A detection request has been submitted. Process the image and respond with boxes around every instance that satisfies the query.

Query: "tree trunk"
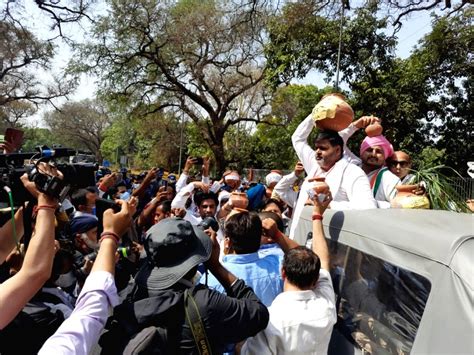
[210,140,227,176]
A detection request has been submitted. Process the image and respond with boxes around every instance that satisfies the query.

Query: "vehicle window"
[329,243,431,355]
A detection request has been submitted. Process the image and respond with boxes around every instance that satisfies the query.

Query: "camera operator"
[0,163,61,330]
[68,214,99,290]
[39,199,135,355]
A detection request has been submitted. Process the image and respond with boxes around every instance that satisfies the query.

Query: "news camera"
[0,146,98,205]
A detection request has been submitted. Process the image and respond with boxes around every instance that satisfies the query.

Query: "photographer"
[68,213,100,290]
[0,164,61,329]
[39,199,135,355]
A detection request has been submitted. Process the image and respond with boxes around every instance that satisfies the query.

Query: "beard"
[364,157,384,170]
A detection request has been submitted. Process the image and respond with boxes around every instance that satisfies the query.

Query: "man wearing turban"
[340,118,401,208]
[359,135,400,207]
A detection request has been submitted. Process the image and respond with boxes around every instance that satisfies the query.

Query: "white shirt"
[273,172,299,209]
[367,168,401,208]
[241,269,337,355]
[290,114,377,243]
[39,271,118,355]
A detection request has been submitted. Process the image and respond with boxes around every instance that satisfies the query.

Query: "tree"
[21,126,54,152]
[0,21,75,109]
[0,101,35,130]
[0,0,94,128]
[74,0,274,173]
[407,9,473,173]
[251,84,327,169]
[101,111,186,170]
[44,99,113,162]
[378,0,471,29]
[1,0,94,39]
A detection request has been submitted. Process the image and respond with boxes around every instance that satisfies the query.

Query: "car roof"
[299,207,474,289]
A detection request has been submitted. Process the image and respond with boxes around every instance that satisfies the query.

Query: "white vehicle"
[294,207,473,355]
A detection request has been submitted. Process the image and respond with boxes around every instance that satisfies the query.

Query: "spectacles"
[388,160,410,168]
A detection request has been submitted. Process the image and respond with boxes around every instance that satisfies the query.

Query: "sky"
[295,9,434,88]
[16,1,434,126]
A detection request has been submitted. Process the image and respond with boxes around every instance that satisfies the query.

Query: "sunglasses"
[388,160,410,168]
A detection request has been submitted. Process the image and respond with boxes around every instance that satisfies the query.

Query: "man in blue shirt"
[204,210,299,306]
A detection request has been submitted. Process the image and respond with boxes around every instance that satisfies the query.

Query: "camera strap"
[22,201,35,252]
[184,288,213,355]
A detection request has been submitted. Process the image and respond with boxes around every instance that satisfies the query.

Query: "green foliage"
[72,0,272,173]
[44,99,112,162]
[100,105,186,171]
[251,84,329,169]
[410,165,471,213]
[413,147,445,170]
[21,127,54,151]
[408,9,473,173]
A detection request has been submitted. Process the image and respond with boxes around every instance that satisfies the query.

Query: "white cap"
[265,172,282,187]
[224,172,240,182]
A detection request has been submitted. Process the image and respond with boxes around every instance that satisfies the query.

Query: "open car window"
[328,242,431,355]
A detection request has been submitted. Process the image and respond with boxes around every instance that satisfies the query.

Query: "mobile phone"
[0,135,4,143]
[306,187,327,203]
[5,128,24,150]
[194,157,204,165]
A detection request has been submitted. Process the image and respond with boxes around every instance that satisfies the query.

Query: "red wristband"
[35,205,57,212]
[37,204,57,210]
[312,214,323,221]
[100,231,120,244]
[99,235,119,245]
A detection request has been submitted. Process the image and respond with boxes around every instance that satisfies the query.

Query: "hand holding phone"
[5,128,24,150]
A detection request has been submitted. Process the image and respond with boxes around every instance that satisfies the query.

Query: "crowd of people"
[0,93,428,354]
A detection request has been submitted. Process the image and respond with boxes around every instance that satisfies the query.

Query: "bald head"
[388,151,412,179]
[392,151,411,162]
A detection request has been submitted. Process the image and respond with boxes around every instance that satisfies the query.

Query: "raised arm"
[339,116,382,165]
[0,173,58,330]
[137,189,169,227]
[261,218,300,252]
[310,191,332,271]
[272,161,304,208]
[176,157,196,193]
[291,114,316,173]
[39,198,136,355]
[201,156,210,185]
[131,168,157,198]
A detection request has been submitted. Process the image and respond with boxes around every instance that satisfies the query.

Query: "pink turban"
[360,135,394,159]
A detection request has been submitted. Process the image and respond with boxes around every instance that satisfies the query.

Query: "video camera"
[0,146,98,205]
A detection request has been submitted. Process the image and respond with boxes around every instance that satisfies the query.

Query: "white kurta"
[367,168,401,209]
[290,114,377,243]
[241,269,337,355]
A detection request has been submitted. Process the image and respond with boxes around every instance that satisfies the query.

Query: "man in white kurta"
[241,190,336,354]
[289,114,377,243]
